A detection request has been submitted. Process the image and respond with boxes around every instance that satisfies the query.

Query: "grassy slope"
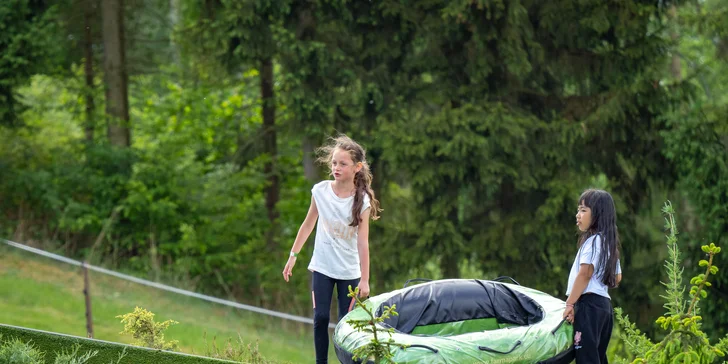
[0,246,337,363]
[0,324,237,364]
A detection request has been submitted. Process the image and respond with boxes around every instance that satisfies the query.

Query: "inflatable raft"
[333,278,574,364]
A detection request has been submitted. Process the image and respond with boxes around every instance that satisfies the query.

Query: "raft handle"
[551,318,567,335]
[402,344,438,353]
[492,276,521,285]
[403,278,433,288]
[478,340,522,354]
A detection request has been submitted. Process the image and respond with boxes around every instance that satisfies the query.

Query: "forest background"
[1,0,727,347]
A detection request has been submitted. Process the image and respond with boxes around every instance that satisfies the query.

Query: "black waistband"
[578,292,610,303]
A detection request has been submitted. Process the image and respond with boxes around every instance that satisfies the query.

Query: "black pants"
[312,271,360,364]
[573,293,614,364]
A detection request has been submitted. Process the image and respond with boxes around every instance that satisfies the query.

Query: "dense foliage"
[1,0,727,342]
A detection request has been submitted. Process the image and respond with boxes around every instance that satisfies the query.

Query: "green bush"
[116,307,179,351]
[615,202,728,363]
[0,334,128,364]
[0,336,45,364]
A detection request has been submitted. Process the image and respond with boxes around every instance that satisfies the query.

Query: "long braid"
[349,162,380,227]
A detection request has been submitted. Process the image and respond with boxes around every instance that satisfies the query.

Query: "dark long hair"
[317,135,381,227]
[578,189,621,288]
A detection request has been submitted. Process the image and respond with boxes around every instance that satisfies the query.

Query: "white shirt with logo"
[566,234,622,299]
[308,180,371,280]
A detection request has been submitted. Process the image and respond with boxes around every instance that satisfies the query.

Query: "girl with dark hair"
[282,134,381,364]
[563,189,623,363]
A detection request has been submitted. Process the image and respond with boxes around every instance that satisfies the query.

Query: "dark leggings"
[312,271,360,364]
[573,293,614,364]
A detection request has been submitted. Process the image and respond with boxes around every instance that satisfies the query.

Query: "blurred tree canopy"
[1,0,726,341]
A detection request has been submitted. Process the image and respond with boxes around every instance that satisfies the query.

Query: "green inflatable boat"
[333,278,574,364]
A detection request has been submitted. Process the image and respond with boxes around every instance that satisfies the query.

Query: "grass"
[0,324,237,364]
[0,245,338,363]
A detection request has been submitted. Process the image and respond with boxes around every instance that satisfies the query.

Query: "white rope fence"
[1,238,336,329]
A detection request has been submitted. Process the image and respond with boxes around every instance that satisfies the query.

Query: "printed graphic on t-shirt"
[322,217,357,240]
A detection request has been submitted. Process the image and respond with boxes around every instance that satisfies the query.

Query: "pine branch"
[614,307,655,357]
[346,286,407,363]
[659,201,687,316]
[688,244,720,316]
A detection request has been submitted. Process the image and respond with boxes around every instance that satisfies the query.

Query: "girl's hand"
[357,280,370,298]
[282,256,296,282]
[563,305,575,324]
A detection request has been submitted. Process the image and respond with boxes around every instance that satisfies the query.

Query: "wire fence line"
[1,238,336,328]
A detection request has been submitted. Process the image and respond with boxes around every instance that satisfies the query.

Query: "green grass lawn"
[0,245,338,363]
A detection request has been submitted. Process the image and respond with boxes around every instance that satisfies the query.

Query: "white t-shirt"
[308,180,371,280]
[566,234,622,299]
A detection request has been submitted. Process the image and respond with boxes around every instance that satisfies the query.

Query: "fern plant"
[615,201,728,363]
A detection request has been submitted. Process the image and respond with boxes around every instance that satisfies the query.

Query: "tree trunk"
[717,38,728,61]
[295,6,319,183]
[83,0,96,144]
[440,251,460,279]
[102,0,130,147]
[302,136,318,182]
[669,5,681,81]
[440,205,461,279]
[169,0,181,68]
[262,57,279,251]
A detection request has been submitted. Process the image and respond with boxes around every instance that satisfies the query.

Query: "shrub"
[615,202,728,363]
[0,336,44,364]
[116,307,179,351]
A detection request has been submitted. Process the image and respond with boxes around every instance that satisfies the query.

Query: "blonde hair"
[316,134,381,227]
